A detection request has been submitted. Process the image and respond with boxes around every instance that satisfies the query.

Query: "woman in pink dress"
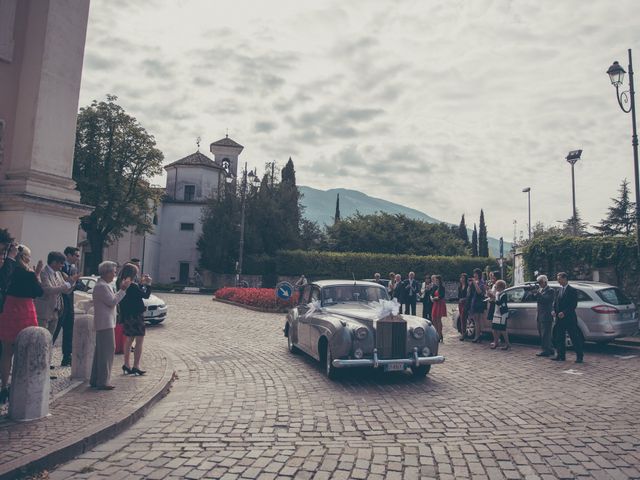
[0,245,43,403]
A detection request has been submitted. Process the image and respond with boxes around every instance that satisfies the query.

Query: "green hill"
[299,186,508,257]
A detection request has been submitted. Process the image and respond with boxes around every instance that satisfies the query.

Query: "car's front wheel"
[324,346,339,380]
[287,331,299,354]
[411,365,431,377]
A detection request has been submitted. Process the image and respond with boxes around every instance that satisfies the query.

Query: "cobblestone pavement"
[47,294,640,480]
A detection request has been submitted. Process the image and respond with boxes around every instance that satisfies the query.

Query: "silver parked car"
[454,281,637,344]
[284,280,444,379]
[79,276,168,325]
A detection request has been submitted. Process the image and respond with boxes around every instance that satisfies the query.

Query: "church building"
[88,135,243,284]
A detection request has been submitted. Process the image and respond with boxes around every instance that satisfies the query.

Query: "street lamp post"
[565,150,582,235]
[607,49,640,253]
[522,187,531,240]
[226,162,260,284]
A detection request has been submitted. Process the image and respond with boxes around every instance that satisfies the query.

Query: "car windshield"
[321,285,389,306]
[597,287,631,306]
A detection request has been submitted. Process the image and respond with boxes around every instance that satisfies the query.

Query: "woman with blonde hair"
[490,280,510,350]
[0,245,43,403]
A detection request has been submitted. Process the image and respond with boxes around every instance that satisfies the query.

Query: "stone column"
[71,311,95,381]
[0,0,92,262]
[9,326,51,421]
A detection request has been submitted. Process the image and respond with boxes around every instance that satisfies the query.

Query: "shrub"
[215,287,299,312]
[245,250,493,281]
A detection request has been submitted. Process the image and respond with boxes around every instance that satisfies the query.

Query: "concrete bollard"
[71,312,95,381]
[9,326,51,421]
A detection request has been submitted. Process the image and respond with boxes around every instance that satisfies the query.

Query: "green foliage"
[73,95,164,273]
[199,158,310,273]
[595,179,635,236]
[562,209,589,236]
[523,234,638,280]
[334,193,341,223]
[471,224,478,257]
[324,212,469,256]
[458,214,469,244]
[245,250,493,281]
[478,209,489,257]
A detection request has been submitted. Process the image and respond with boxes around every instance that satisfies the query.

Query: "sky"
[79,0,640,241]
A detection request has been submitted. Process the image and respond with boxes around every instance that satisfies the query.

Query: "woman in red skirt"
[0,245,43,403]
[431,275,447,342]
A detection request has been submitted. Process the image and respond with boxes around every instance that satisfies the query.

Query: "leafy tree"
[478,209,489,257]
[300,218,325,250]
[278,158,302,249]
[198,185,239,273]
[73,95,163,273]
[471,224,478,257]
[334,193,341,224]
[325,212,469,256]
[595,179,636,236]
[563,210,589,236]
[458,214,469,244]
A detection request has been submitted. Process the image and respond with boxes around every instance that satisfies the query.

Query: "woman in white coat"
[90,261,130,390]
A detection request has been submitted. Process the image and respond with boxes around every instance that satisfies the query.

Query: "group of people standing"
[0,228,153,402]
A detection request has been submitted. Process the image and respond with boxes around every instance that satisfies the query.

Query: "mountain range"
[299,186,508,257]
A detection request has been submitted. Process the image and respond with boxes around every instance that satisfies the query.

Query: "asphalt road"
[47,294,640,480]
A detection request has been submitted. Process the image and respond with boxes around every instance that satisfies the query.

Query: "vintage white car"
[79,276,168,325]
[284,280,444,379]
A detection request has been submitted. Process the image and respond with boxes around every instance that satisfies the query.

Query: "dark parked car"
[284,280,444,379]
[453,281,637,345]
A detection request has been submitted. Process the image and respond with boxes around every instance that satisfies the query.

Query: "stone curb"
[212,296,287,314]
[0,361,176,480]
[612,336,640,347]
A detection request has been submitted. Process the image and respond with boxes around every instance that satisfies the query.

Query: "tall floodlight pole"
[565,150,582,235]
[607,49,640,253]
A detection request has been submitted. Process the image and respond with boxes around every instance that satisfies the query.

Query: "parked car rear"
[455,281,637,344]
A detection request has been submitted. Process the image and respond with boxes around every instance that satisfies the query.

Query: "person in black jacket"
[552,272,584,363]
[403,271,419,316]
[420,274,434,320]
[392,274,405,307]
[0,229,17,314]
[117,263,152,375]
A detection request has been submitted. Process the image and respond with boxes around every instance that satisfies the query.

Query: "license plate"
[384,362,405,372]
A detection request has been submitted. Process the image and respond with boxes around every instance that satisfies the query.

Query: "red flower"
[214,288,298,312]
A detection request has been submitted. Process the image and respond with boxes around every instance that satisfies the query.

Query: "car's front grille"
[147,306,158,311]
[376,316,407,359]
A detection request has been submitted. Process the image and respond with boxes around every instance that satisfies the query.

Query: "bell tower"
[209,135,243,178]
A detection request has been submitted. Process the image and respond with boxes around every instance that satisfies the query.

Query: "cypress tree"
[471,224,478,257]
[334,193,341,224]
[595,179,635,235]
[478,209,489,257]
[458,214,469,243]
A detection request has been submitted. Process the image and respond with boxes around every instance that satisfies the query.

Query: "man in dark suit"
[530,274,556,357]
[552,272,584,363]
[403,271,419,316]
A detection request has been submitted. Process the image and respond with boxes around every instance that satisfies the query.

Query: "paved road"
[48,294,640,480]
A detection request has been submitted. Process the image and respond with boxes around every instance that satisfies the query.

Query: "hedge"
[245,250,494,281]
[523,235,637,279]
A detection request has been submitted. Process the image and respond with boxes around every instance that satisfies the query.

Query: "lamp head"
[607,60,626,87]
[566,149,582,165]
[522,187,531,193]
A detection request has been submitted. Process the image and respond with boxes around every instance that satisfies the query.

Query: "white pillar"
[0,0,92,262]
[9,326,51,421]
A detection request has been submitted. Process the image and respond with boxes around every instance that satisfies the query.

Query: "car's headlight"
[422,346,431,356]
[412,327,425,339]
[354,327,368,340]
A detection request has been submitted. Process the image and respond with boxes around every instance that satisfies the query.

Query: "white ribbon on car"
[373,298,401,318]
[304,299,323,318]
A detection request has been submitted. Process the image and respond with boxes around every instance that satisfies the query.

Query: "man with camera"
[526,274,556,357]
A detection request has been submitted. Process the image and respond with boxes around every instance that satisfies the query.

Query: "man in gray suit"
[35,252,77,337]
[529,274,556,357]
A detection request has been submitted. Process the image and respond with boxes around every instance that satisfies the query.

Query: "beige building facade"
[0,0,92,262]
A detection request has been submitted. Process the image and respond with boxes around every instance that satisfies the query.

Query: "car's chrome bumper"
[332,347,445,369]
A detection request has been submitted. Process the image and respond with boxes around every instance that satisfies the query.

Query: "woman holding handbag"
[490,280,510,350]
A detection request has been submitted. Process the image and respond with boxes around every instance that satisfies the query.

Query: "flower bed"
[214,287,299,312]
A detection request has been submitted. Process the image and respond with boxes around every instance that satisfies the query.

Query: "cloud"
[254,120,277,133]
